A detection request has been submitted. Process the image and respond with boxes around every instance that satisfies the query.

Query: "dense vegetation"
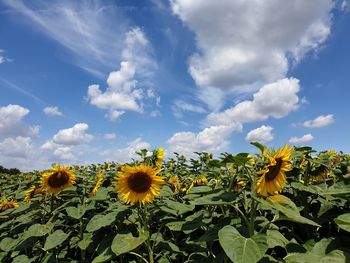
[0,144,350,263]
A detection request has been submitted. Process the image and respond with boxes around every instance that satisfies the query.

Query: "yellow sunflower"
[168,175,181,192]
[41,165,76,195]
[0,199,19,212]
[90,170,105,196]
[156,148,164,168]
[24,185,36,203]
[255,145,294,197]
[187,176,208,192]
[116,164,164,206]
[233,180,247,191]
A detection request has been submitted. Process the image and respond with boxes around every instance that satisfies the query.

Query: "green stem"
[248,199,258,237]
[128,252,149,263]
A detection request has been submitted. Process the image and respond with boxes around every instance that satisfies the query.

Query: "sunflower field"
[1,143,350,263]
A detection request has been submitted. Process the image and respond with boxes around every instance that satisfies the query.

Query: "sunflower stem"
[248,199,258,237]
[50,195,55,214]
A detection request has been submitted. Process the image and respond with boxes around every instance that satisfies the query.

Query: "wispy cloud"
[0,76,46,106]
[3,0,129,77]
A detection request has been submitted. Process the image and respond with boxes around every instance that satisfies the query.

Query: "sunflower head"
[155,148,165,168]
[168,175,181,192]
[90,170,105,197]
[0,199,19,212]
[255,145,294,197]
[41,165,76,195]
[233,180,247,191]
[24,185,36,203]
[116,164,164,206]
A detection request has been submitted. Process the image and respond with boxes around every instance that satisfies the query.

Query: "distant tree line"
[0,165,21,175]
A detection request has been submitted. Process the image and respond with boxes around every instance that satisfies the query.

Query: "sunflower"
[187,176,208,192]
[41,165,76,195]
[0,199,19,212]
[168,175,181,192]
[232,180,247,191]
[310,165,329,184]
[255,145,294,197]
[156,148,164,168]
[24,186,36,203]
[116,164,164,206]
[90,170,105,196]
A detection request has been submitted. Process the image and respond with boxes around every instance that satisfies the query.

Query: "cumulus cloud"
[0,104,39,139]
[104,133,117,140]
[87,27,158,120]
[3,0,128,77]
[0,136,33,158]
[303,114,334,128]
[167,124,242,157]
[52,123,93,145]
[43,106,63,116]
[206,78,300,126]
[101,138,150,163]
[171,0,333,96]
[289,134,314,144]
[246,125,274,143]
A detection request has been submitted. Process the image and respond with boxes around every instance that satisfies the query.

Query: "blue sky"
[0,0,349,170]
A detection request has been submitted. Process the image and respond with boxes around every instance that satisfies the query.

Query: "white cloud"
[0,136,33,158]
[167,124,242,157]
[87,27,158,120]
[53,123,94,145]
[43,106,63,116]
[3,0,128,77]
[206,78,300,126]
[289,134,314,144]
[0,49,10,64]
[53,146,75,160]
[171,0,333,95]
[246,125,274,143]
[0,104,39,139]
[172,99,206,119]
[303,114,334,128]
[104,133,117,140]
[101,138,150,163]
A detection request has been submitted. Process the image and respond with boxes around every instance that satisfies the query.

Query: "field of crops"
[1,144,350,263]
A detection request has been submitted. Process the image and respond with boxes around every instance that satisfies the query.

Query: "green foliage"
[0,148,350,262]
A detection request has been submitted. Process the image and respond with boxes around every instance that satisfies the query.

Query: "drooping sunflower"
[232,180,247,191]
[187,176,208,192]
[255,145,294,197]
[24,186,39,203]
[41,165,76,195]
[168,175,181,192]
[0,199,19,212]
[116,164,164,206]
[90,170,105,196]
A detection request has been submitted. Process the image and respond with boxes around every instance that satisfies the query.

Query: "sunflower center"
[48,171,69,188]
[127,172,152,193]
[265,158,283,181]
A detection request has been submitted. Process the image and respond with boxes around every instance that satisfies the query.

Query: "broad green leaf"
[266,230,289,248]
[86,212,117,232]
[218,225,267,263]
[334,213,350,233]
[257,195,320,227]
[66,205,88,220]
[78,233,93,250]
[44,230,69,250]
[92,248,115,263]
[0,237,17,252]
[111,231,149,256]
[160,200,195,216]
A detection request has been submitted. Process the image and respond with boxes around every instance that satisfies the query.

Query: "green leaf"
[86,212,117,232]
[111,231,148,256]
[160,200,195,216]
[218,225,267,263]
[66,205,87,220]
[44,230,69,250]
[256,195,320,227]
[0,237,17,252]
[250,142,265,153]
[334,213,350,233]
[266,230,289,248]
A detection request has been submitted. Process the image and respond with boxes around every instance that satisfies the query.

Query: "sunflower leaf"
[111,231,149,256]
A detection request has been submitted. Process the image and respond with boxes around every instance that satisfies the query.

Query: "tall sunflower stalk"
[116,164,164,263]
